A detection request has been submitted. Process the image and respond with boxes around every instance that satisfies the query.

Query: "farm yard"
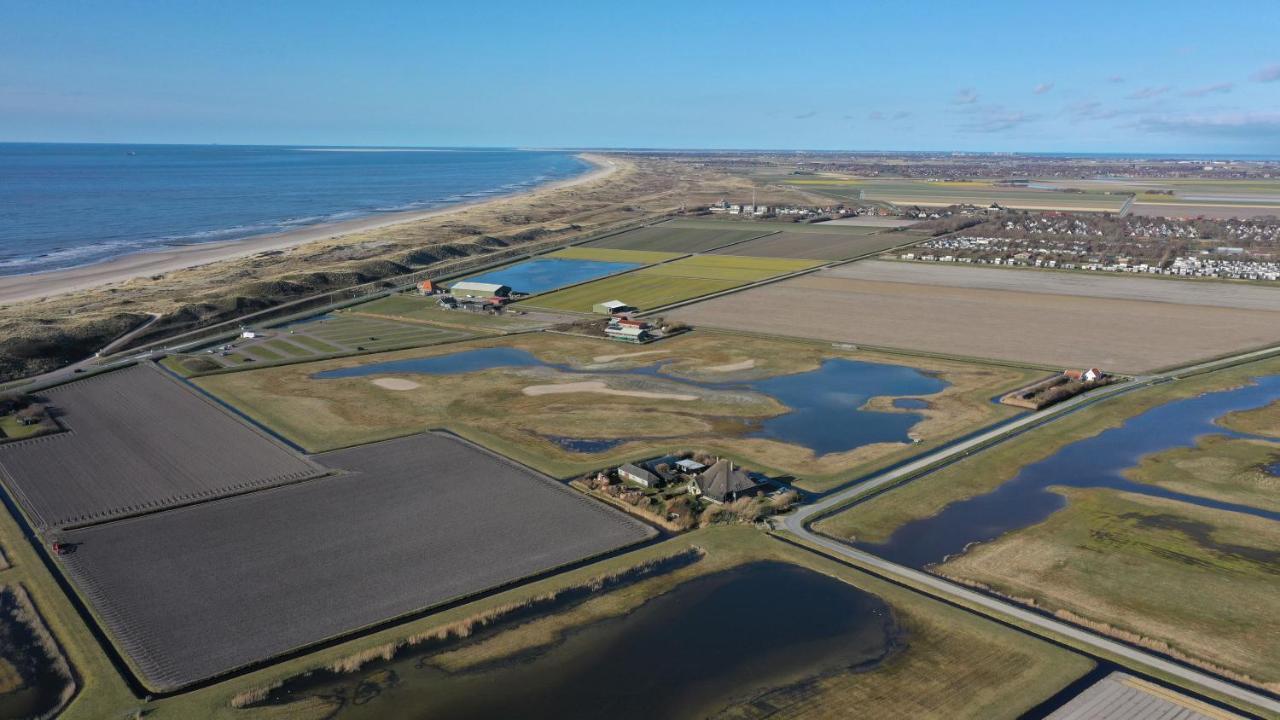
[56,431,654,691]
[584,221,773,253]
[521,255,820,313]
[193,331,1038,488]
[668,260,1280,373]
[0,364,322,530]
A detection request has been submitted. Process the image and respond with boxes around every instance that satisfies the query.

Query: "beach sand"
[0,154,617,306]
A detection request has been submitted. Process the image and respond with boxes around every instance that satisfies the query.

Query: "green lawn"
[546,246,684,265]
[521,255,818,312]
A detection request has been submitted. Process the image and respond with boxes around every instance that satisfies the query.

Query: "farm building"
[604,325,651,343]
[692,459,762,503]
[593,300,637,315]
[675,458,706,474]
[450,281,511,299]
[618,463,660,488]
[417,279,439,295]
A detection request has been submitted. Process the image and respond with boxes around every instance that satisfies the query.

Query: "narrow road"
[782,344,1280,716]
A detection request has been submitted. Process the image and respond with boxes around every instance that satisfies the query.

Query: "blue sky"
[2,1,1278,153]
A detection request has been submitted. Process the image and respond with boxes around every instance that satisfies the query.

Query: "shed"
[417,279,438,295]
[694,459,761,503]
[675,459,706,474]
[593,300,637,315]
[618,463,660,488]
[451,281,511,299]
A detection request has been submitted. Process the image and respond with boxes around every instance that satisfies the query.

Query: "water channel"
[859,375,1280,568]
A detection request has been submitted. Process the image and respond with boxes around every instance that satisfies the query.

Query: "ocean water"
[0,144,590,276]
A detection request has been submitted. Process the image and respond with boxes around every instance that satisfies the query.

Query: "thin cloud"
[867,110,911,121]
[1126,85,1171,100]
[793,110,817,120]
[1182,82,1233,97]
[1033,82,1054,95]
[1253,64,1280,82]
[1066,100,1119,122]
[891,110,911,120]
[960,106,1039,133]
[952,88,979,105]
[1107,75,1125,83]
[867,111,885,121]
[1140,111,1280,138]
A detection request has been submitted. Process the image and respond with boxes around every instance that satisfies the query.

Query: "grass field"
[816,354,1280,545]
[669,261,1280,373]
[193,331,1035,490]
[1125,435,1280,512]
[58,432,653,691]
[1220,398,1280,438]
[0,364,323,530]
[586,223,773,253]
[709,230,918,260]
[785,178,1130,212]
[521,255,819,312]
[936,487,1280,692]
[346,294,533,331]
[545,246,684,264]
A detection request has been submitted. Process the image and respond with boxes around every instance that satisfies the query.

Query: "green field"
[521,255,819,312]
[1126,435,1280,512]
[661,217,888,235]
[586,222,773,253]
[937,487,1280,690]
[349,294,532,331]
[545,246,684,264]
[789,178,1129,211]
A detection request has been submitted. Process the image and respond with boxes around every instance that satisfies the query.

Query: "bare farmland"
[668,262,1280,373]
[0,364,323,530]
[709,231,915,260]
[835,261,1280,312]
[58,432,654,691]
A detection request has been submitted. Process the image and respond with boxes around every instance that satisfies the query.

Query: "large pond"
[457,257,642,295]
[859,375,1280,568]
[251,562,900,720]
[312,348,949,456]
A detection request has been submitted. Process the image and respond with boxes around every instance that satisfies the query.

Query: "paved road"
[783,344,1280,716]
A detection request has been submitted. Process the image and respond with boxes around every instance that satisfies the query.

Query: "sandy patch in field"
[522,381,697,401]
[591,349,668,363]
[704,359,756,372]
[372,377,421,391]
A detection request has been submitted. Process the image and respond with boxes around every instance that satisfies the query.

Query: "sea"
[0,144,591,276]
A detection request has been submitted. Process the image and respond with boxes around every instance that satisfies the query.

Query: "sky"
[2,0,1278,154]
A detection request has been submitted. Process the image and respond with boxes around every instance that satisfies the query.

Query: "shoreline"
[0,153,618,307]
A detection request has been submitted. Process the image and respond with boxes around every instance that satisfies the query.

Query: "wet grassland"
[817,354,1280,691]
[194,330,1040,492]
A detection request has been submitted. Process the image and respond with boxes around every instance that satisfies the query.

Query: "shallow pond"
[313,348,949,456]
[458,257,642,295]
[253,562,899,720]
[0,589,73,720]
[860,375,1280,568]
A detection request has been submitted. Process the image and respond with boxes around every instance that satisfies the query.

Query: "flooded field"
[313,348,948,456]
[251,562,900,720]
[459,257,642,295]
[859,375,1280,567]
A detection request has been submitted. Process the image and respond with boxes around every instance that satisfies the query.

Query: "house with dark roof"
[692,459,762,503]
[618,463,660,488]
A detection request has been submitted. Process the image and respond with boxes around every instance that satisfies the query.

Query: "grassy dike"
[11,526,1091,719]
[817,353,1280,543]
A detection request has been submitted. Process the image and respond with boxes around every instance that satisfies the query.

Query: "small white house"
[241,330,260,339]
[675,459,706,474]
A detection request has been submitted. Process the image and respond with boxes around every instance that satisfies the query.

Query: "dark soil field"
[709,231,915,260]
[587,224,771,253]
[0,364,323,530]
[57,432,654,691]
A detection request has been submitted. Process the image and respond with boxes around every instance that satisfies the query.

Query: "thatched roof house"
[695,459,761,503]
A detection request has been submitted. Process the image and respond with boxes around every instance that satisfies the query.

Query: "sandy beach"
[0,153,617,306]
